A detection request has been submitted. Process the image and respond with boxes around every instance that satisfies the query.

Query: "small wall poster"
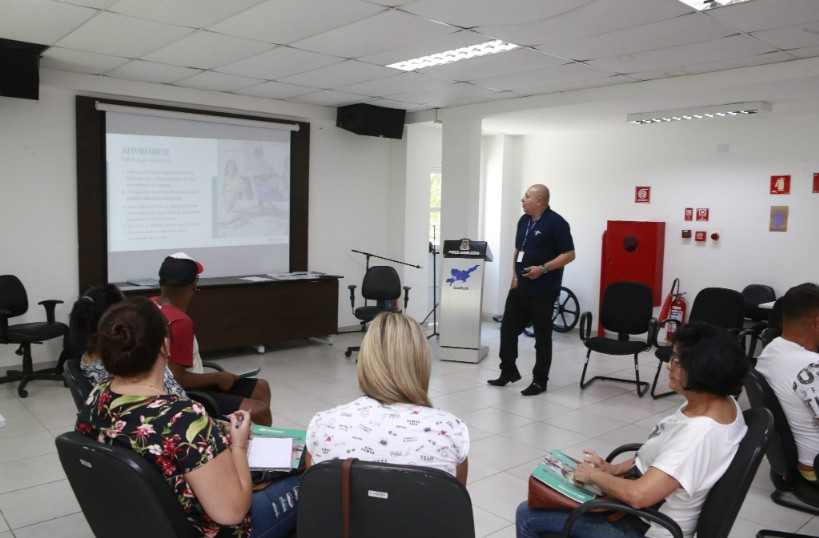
[770,175,790,194]
[770,206,789,232]
[696,208,709,221]
[694,231,706,242]
[684,208,693,221]
[635,186,650,203]
[814,173,819,193]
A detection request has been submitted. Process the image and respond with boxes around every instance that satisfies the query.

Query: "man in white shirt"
[756,283,819,481]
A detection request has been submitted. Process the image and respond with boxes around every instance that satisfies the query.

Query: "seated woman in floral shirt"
[75,297,298,538]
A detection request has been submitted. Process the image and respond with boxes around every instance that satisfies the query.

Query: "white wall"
[0,76,400,366]
[517,112,819,324]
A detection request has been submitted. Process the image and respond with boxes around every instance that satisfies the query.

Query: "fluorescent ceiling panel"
[628,101,771,124]
[387,40,521,72]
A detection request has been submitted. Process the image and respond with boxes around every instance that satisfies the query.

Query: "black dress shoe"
[520,382,545,396]
[487,373,522,386]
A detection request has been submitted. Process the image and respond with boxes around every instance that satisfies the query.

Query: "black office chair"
[651,287,747,398]
[758,297,785,352]
[578,281,656,397]
[744,369,819,536]
[298,459,474,538]
[742,284,777,357]
[56,431,194,538]
[0,274,69,397]
[63,358,222,417]
[544,408,773,538]
[344,266,410,358]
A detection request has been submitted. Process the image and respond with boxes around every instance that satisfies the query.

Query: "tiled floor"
[1,323,818,537]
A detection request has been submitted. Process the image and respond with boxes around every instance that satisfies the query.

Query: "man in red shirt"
[152,253,272,425]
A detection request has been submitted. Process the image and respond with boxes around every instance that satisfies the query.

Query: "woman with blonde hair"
[305,312,469,484]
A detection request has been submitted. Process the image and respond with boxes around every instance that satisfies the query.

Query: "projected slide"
[107,135,290,252]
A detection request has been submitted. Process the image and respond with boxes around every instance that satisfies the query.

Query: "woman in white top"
[305,312,469,485]
[516,322,750,538]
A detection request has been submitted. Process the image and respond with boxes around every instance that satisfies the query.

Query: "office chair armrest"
[560,499,683,538]
[403,285,411,310]
[202,361,225,372]
[605,443,643,462]
[650,318,679,349]
[347,284,357,311]
[578,312,592,343]
[646,317,657,347]
[38,299,64,324]
[0,309,9,340]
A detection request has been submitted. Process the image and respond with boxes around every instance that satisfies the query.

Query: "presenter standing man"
[488,185,575,396]
[152,253,274,425]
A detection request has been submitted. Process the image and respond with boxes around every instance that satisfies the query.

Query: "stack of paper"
[247,437,293,471]
[251,425,307,470]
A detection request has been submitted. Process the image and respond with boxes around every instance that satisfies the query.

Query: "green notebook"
[251,425,306,470]
[531,449,600,504]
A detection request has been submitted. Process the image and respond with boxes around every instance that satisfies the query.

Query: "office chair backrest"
[696,407,773,538]
[744,368,798,482]
[361,266,402,301]
[742,284,776,322]
[689,287,746,330]
[767,297,784,331]
[599,281,653,335]
[63,359,92,410]
[56,432,193,538]
[0,275,29,317]
[298,459,475,538]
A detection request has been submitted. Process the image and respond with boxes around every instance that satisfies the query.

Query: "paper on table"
[248,437,293,471]
[239,276,273,282]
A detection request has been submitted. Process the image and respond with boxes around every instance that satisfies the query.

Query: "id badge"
[517,251,524,263]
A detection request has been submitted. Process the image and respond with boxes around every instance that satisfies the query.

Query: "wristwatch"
[541,264,548,274]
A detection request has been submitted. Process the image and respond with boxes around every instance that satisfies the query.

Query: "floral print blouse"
[75,383,249,537]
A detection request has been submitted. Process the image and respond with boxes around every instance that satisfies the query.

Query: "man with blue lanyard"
[488,184,575,396]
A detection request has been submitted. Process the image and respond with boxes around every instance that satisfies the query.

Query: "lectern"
[439,239,493,363]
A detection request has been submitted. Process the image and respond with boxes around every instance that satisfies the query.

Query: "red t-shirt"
[151,297,195,369]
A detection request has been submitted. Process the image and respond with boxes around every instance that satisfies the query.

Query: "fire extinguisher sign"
[770,175,790,194]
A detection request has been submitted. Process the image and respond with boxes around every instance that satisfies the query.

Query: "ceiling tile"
[586,34,776,74]
[216,47,344,79]
[402,0,590,28]
[789,45,819,59]
[358,30,495,66]
[40,46,129,74]
[290,90,372,107]
[472,62,615,91]
[279,60,396,89]
[476,0,692,47]
[0,0,96,45]
[629,50,796,79]
[106,60,201,83]
[209,0,383,45]
[365,97,427,111]
[705,0,819,33]
[538,13,736,61]
[232,81,318,99]
[174,71,263,92]
[513,74,639,97]
[142,31,274,69]
[752,22,819,51]
[57,0,117,8]
[386,82,500,107]
[292,10,457,58]
[337,72,451,97]
[109,0,266,29]
[421,47,565,82]
[55,12,193,57]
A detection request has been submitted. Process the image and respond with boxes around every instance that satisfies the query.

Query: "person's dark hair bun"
[96,297,167,378]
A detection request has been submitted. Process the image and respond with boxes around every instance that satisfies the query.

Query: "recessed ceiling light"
[386,40,520,71]
[677,0,755,11]
[628,102,771,125]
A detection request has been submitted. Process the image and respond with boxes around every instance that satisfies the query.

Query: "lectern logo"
[460,239,470,251]
[446,265,479,286]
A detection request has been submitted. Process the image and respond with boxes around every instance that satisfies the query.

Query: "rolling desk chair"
[0,274,69,397]
[344,266,410,358]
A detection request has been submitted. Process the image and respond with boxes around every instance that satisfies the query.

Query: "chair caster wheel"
[344,350,352,357]
[18,388,28,398]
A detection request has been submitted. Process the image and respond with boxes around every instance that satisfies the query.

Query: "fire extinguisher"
[660,278,687,341]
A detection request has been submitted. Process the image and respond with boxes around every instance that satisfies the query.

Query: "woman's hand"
[227,410,252,450]
[573,462,596,484]
[581,450,609,473]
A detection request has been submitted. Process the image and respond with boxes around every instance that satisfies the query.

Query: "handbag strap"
[342,457,358,538]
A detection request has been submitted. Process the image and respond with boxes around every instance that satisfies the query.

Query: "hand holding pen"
[226,410,252,450]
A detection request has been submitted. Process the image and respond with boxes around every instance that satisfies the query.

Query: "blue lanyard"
[522,215,541,248]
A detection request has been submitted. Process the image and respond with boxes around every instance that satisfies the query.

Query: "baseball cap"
[158,252,203,287]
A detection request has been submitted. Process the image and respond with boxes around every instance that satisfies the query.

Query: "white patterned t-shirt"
[306,396,469,477]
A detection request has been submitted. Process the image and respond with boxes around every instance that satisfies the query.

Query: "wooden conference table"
[120,274,340,353]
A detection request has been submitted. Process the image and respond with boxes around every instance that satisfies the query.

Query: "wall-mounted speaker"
[336,103,406,140]
[0,39,46,101]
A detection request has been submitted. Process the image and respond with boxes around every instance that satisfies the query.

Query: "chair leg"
[757,531,816,538]
[580,350,649,396]
[579,349,592,389]
[650,360,676,399]
[770,489,819,517]
[633,354,646,398]
[3,344,64,398]
[344,346,360,358]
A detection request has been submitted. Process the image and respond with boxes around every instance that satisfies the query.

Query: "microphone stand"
[421,226,440,340]
[350,250,421,316]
